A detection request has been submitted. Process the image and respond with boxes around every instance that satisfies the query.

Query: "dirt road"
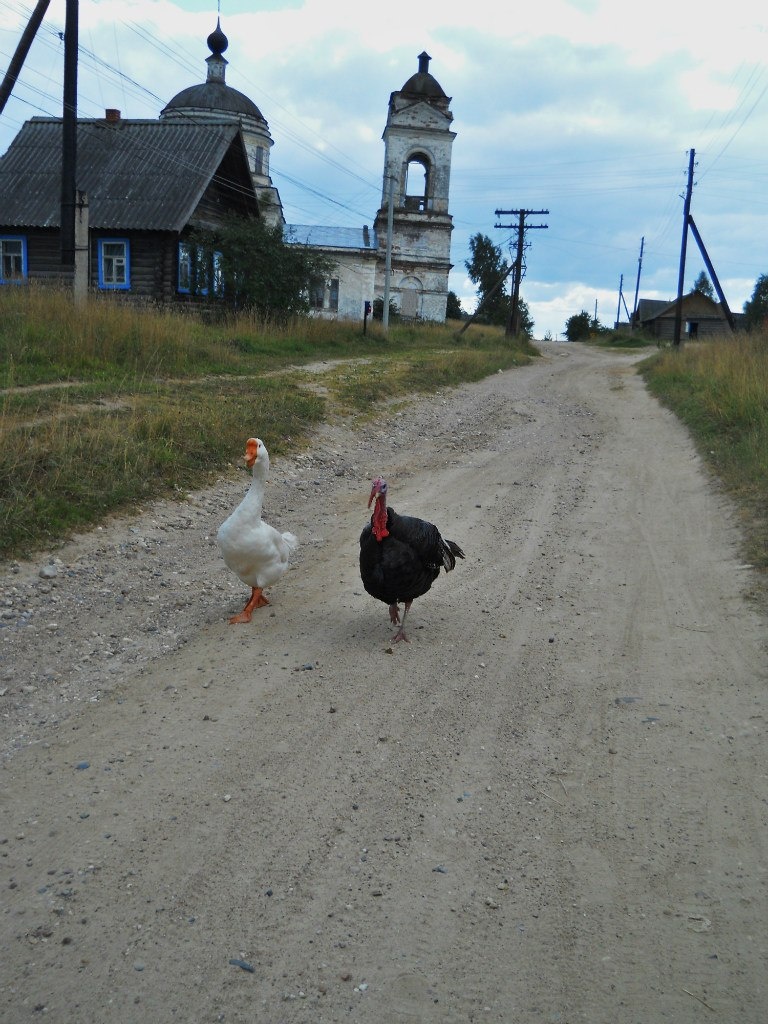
[1,341,766,1023]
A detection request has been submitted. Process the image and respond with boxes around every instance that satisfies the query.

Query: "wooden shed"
[0,114,259,302]
[635,293,733,341]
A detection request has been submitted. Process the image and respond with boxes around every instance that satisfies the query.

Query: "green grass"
[589,329,656,349]
[640,330,768,572]
[0,286,537,560]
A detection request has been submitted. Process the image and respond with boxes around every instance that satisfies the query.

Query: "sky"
[1,0,767,338]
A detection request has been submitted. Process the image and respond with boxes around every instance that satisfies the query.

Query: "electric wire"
[1,0,765,309]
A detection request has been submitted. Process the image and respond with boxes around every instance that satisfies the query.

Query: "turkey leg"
[391,600,412,643]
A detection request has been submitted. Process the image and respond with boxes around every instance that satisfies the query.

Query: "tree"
[372,297,399,322]
[446,290,464,320]
[743,273,768,332]
[192,216,332,320]
[515,296,535,339]
[464,233,512,327]
[565,311,592,342]
[691,271,714,299]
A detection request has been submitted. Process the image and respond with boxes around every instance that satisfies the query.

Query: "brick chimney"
[105,108,121,123]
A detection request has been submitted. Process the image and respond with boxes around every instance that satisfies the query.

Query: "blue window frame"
[0,235,27,284]
[178,242,223,296]
[98,238,130,290]
[178,241,194,293]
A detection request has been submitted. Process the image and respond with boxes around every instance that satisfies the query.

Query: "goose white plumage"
[217,437,298,624]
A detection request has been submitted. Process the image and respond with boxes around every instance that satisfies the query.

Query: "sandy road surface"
[1,342,766,1024]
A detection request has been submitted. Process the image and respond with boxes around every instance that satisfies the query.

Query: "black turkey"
[359,476,465,642]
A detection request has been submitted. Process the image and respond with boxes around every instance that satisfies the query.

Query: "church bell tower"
[374,52,456,321]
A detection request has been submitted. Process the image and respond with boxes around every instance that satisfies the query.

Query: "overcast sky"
[2,0,766,337]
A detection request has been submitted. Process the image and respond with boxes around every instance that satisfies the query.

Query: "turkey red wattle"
[372,496,389,541]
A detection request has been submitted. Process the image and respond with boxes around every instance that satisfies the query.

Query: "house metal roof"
[0,118,252,231]
[285,224,378,251]
[637,294,727,322]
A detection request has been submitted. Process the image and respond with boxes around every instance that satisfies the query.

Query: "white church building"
[177,21,457,322]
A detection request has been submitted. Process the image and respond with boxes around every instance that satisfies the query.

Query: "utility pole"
[615,274,631,325]
[672,148,735,344]
[60,0,79,270]
[687,217,734,329]
[616,275,623,328]
[494,208,548,338]
[632,236,644,329]
[457,263,515,336]
[673,148,695,346]
[382,174,394,333]
[0,0,51,116]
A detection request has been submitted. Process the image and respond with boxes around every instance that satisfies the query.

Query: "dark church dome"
[162,82,266,122]
[160,17,267,126]
[399,51,448,99]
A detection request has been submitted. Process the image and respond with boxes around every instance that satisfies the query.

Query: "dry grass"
[0,286,535,560]
[640,330,768,572]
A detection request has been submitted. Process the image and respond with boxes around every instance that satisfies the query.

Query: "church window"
[309,277,340,311]
[309,278,325,309]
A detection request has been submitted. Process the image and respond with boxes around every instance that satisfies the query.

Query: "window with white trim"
[0,236,27,283]
[98,239,130,290]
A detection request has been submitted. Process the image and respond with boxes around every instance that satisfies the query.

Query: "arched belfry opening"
[374,53,456,321]
[404,153,432,212]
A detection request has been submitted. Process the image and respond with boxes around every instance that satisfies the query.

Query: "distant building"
[0,19,455,319]
[634,293,739,341]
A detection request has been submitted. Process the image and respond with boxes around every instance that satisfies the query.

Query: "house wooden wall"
[16,228,179,301]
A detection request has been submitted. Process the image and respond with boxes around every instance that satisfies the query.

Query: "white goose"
[217,437,299,623]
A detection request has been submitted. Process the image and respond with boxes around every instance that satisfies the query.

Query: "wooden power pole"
[0,0,51,116]
[60,0,79,270]
[673,149,695,345]
[673,148,735,345]
[632,236,644,329]
[494,208,548,337]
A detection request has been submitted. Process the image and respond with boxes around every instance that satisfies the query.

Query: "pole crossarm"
[493,210,548,338]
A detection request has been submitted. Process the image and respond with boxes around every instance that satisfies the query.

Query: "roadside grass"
[0,284,385,387]
[640,330,768,572]
[590,329,656,349]
[323,337,538,416]
[0,286,536,560]
[1,378,326,557]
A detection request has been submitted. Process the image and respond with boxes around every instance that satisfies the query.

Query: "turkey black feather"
[359,476,465,642]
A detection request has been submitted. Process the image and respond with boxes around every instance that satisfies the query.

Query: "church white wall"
[309,251,377,322]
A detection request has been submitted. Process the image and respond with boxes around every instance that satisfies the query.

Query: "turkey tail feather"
[441,538,465,571]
